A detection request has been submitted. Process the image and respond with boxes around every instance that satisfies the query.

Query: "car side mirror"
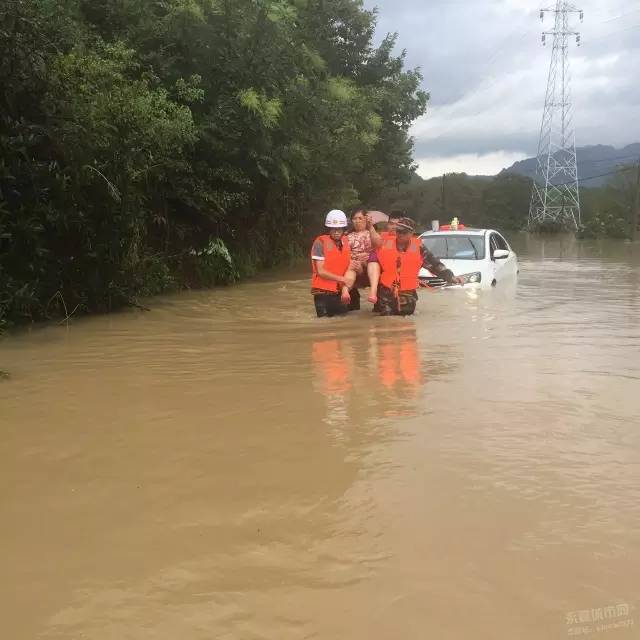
[493,249,509,260]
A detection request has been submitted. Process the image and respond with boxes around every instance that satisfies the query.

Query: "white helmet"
[325,209,348,229]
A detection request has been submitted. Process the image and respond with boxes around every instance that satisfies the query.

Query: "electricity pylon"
[529,1,583,230]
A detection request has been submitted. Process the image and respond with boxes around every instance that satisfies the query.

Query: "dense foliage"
[379,167,639,238]
[379,173,536,232]
[0,0,427,326]
[579,165,640,239]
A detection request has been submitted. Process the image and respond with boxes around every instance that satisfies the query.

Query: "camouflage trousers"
[377,285,418,316]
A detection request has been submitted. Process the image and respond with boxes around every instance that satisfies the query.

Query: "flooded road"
[1,234,640,639]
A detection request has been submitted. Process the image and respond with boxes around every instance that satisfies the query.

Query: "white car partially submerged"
[418,227,518,289]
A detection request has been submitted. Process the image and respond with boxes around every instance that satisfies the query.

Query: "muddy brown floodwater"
[1,234,640,639]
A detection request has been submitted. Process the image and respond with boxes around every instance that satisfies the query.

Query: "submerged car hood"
[419,258,484,277]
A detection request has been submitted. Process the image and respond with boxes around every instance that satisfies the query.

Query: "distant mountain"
[502,144,640,187]
[411,171,494,183]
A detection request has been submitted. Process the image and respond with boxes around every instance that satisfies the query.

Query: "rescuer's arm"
[420,246,464,285]
[315,261,348,284]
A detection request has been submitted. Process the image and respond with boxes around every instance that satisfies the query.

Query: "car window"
[489,233,509,256]
[494,234,509,251]
[422,235,485,260]
[423,235,448,258]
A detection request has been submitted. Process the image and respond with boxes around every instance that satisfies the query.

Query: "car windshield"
[422,234,485,260]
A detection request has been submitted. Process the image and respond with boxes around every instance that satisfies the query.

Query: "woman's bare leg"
[367,262,380,303]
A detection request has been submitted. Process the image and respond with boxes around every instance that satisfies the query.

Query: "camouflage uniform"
[377,286,418,316]
[375,244,455,316]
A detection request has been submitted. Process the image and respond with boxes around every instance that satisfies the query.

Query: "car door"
[488,233,508,283]
[496,232,518,278]
[489,232,517,282]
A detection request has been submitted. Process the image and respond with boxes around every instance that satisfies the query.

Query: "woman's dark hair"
[351,206,367,219]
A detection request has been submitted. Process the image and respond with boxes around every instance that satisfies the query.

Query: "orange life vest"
[378,236,423,291]
[311,235,351,293]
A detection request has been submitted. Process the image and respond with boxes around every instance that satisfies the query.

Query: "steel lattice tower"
[529,2,584,230]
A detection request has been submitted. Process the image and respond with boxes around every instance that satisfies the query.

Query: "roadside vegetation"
[379,167,640,238]
[0,0,427,328]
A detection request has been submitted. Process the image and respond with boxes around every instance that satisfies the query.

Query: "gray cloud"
[364,0,640,175]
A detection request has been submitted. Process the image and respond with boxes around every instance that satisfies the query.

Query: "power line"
[587,152,640,165]
[551,160,640,187]
[602,8,640,23]
[418,5,638,156]
[585,22,640,44]
[419,25,535,146]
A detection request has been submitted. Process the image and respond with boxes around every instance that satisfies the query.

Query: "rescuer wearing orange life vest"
[382,210,404,239]
[311,210,357,318]
[375,217,464,316]
[368,210,404,305]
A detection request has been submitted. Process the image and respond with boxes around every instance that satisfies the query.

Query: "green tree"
[0,0,429,327]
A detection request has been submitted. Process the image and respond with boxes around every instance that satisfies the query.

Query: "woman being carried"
[347,208,384,304]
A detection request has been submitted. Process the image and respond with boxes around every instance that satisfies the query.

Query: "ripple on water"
[1,236,640,640]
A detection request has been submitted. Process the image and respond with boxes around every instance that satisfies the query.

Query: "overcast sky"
[362,0,640,178]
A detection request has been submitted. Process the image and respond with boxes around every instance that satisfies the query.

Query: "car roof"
[420,229,490,237]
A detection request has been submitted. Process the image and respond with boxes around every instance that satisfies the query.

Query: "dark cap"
[395,217,416,233]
